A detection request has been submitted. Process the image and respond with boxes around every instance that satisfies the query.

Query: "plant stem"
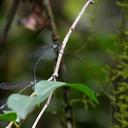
[6,121,13,128]
[52,0,94,78]
[32,92,53,128]
[44,1,73,127]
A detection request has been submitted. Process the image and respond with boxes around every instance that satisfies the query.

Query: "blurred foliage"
[108,0,128,128]
[0,0,127,128]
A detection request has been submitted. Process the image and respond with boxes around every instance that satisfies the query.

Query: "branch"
[42,0,74,127]
[32,0,94,128]
[6,122,13,128]
[52,0,94,78]
[32,92,53,128]
[0,0,20,46]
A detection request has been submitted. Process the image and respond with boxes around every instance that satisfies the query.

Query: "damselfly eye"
[53,44,58,49]
[52,42,60,49]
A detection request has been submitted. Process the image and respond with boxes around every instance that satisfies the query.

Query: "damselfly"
[0,42,59,109]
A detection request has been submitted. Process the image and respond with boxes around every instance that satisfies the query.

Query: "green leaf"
[6,81,65,120]
[65,83,99,103]
[34,80,98,103]
[34,80,66,95]
[6,81,98,121]
[0,112,17,121]
[34,80,66,101]
[7,94,40,119]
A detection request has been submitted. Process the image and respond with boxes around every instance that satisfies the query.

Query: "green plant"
[109,1,128,128]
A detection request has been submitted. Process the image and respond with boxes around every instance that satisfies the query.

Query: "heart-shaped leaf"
[7,94,40,119]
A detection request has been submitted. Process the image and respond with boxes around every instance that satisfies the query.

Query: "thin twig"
[43,0,59,41]
[32,92,53,128]
[6,121,13,128]
[32,0,93,128]
[0,0,20,46]
[44,0,73,126]
[32,75,54,128]
[52,0,94,78]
